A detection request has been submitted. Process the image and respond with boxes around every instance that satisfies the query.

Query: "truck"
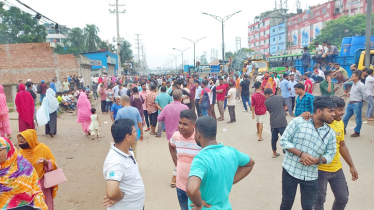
[268,35,374,77]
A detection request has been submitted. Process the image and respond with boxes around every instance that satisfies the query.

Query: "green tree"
[83,24,101,51]
[68,27,85,52]
[313,14,374,49]
[0,3,47,44]
[225,51,234,59]
[120,40,133,62]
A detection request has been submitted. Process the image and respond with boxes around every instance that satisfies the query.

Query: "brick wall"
[0,42,82,101]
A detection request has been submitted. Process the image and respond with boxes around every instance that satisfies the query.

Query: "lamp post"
[202,11,241,64]
[166,58,173,72]
[169,54,179,72]
[173,47,190,70]
[182,37,206,75]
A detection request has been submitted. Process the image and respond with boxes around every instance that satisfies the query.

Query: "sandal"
[258,138,264,141]
[272,153,280,158]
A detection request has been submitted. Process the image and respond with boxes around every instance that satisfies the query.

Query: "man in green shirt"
[155,86,173,137]
[320,70,335,96]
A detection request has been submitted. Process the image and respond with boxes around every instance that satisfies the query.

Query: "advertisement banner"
[313,22,323,39]
[301,26,310,47]
[292,30,299,48]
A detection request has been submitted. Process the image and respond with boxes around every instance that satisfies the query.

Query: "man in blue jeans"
[240,74,251,112]
[343,70,368,137]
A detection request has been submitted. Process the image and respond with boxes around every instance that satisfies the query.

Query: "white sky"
[14,0,327,69]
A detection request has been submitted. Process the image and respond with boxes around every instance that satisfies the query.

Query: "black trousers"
[144,110,150,128]
[281,168,318,210]
[101,100,106,113]
[195,99,202,117]
[271,127,285,151]
[291,97,296,112]
[149,112,158,127]
[228,105,236,121]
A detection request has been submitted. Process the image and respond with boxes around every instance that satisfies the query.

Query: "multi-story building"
[270,22,287,56]
[287,0,374,54]
[248,18,270,56]
[44,23,68,45]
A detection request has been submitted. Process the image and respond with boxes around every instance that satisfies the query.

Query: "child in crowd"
[89,108,100,140]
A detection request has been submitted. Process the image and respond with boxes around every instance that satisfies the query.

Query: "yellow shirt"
[318,120,344,172]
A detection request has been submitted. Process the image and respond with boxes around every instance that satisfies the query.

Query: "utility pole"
[235,37,241,52]
[134,33,142,74]
[365,0,372,68]
[109,0,125,76]
[173,47,190,69]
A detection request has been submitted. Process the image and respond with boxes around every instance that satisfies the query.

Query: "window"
[263,22,265,26]
[298,17,301,23]
[289,21,292,25]
[264,31,265,35]
[279,36,281,40]
[322,8,326,14]
[310,12,314,18]
[273,38,275,41]
[273,28,275,32]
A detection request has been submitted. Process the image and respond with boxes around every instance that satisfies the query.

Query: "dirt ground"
[7,98,374,210]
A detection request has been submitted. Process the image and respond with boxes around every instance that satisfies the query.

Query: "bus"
[268,52,315,74]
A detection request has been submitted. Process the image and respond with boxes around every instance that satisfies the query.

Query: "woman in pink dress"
[77,92,92,135]
[0,85,12,138]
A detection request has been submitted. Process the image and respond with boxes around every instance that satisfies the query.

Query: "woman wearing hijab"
[264,77,276,94]
[15,83,35,132]
[0,85,12,139]
[0,137,48,210]
[36,88,59,137]
[17,129,58,210]
[77,92,92,135]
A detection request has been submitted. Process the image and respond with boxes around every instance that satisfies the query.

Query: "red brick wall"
[0,43,80,85]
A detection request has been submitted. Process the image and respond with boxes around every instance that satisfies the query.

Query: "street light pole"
[182,37,206,75]
[202,11,242,64]
[170,54,179,72]
[173,47,190,71]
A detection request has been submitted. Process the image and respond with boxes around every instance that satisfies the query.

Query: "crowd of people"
[0,64,372,209]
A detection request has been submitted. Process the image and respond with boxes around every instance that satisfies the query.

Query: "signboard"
[90,59,102,66]
[347,0,361,5]
[292,30,299,47]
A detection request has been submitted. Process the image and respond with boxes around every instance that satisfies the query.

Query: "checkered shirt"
[251,92,267,115]
[280,117,336,181]
[295,93,315,117]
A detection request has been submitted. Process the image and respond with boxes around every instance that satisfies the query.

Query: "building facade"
[80,50,119,76]
[270,22,287,56]
[248,18,270,56]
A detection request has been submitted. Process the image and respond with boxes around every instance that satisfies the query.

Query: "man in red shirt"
[251,81,267,141]
[303,73,313,94]
[216,78,227,121]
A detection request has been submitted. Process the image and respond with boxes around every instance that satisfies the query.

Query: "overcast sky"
[16,0,327,69]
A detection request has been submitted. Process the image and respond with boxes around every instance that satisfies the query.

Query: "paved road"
[7,98,374,210]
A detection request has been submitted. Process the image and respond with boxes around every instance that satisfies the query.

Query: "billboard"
[301,26,310,47]
[292,30,299,48]
[313,22,323,39]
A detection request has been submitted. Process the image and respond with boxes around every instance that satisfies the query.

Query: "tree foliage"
[0,2,47,44]
[313,14,374,49]
[120,40,133,62]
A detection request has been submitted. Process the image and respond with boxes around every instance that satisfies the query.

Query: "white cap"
[290,72,295,75]
[259,72,262,75]
[27,79,32,81]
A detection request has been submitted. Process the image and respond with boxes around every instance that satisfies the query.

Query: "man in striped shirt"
[169,110,201,210]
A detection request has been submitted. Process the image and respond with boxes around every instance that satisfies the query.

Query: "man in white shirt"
[246,61,253,76]
[79,76,84,90]
[365,69,374,121]
[256,73,263,82]
[312,42,324,65]
[310,66,325,83]
[103,119,145,210]
[113,82,120,97]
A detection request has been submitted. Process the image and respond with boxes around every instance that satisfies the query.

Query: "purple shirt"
[157,101,189,140]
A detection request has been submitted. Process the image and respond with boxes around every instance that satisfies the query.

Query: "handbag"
[44,166,67,188]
